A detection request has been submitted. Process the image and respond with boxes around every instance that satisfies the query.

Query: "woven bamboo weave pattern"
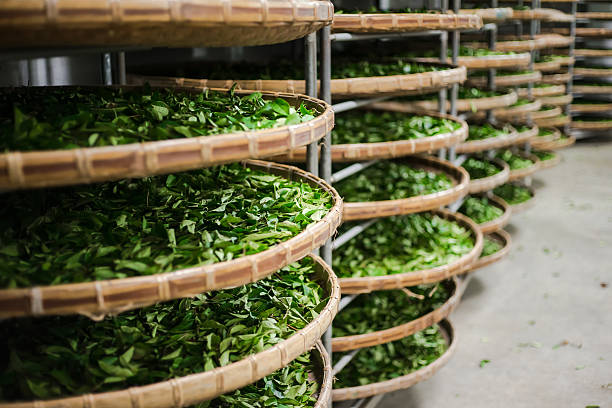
[331,12,482,33]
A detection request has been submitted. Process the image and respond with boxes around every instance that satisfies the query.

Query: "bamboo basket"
[507,152,541,182]
[535,34,573,48]
[537,151,562,170]
[511,8,574,22]
[332,278,460,352]
[375,90,517,113]
[551,56,575,67]
[332,319,457,402]
[531,107,563,120]
[576,12,612,19]
[500,183,536,214]
[532,127,561,145]
[411,53,531,69]
[0,0,334,49]
[459,8,514,22]
[269,110,468,163]
[540,135,575,150]
[312,342,333,408]
[534,115,570,127]
[464,38,546,52]
[473,194,512,234]
[553,27,612,38]
[513,124,539,145]
[574,84,612,95]
[570,102,612,113]
[574,67,612,78]
[517,84,565,97]
[2,254,340,408]
[539,94,573,107]
[574,49,612,58]
[541,72,571,85]
[456,124,519,154]
[571,120,612,131]
[469,230,512,272]
[465,71,542,88]
[494,99,542,118]
[341,156,470,221]
[0,160,343,319]
[533,60,562,72]
[131,63,467,100]
[338,210,483,293]
[331,12,482,33]
[467,158,510,194]
[0,86,334,191]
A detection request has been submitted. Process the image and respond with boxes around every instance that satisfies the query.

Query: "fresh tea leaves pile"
[461,157,501,179]
[494,183,533,205]
[333,111,461,144]
[333,326,447,388]
[201,353,319,408]
[481,236,503,258]
[0,259,325,400]
[467,124,511,141]
[1,86,317,151]
[333,213,474,278]
[333,283,451,337]
[0,163,332,288]
[458,196,504,224]
[496,149,534,170]
[334,160,453,203]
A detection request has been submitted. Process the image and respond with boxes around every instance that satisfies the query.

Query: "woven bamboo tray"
[536,135,575,150]
[532,127,562,145]
[270,110,468,163]
[342,156,469,222]
[332,278,460,352]
[467,158,510,194]
[539,94,573,107]
[132,63,467,100]
[469,229,512,272]
[553,27,612,38]
[511,8,574,22]
[513,124,539,145]
[551,56,575,67]
[0,160,343,319]
[377,90,517,113]
[464,38,546,52]
[571,120,612,131]
[466,71,542,88]
[574,49,612,58]
[494,99,542,118]
[3,254,340,408]
[331,12,482,33]
[456,125,519,154]
[0,0,334,49]
[507,153,541,182]
[312,341,333,408]
[570,102,612,113]
[332,319,457,402]
[411,53,531,70]
[576,12,612,19]
[459,8,514,22]
[476,194,512,234]
[517,84,566,97]
[338,210,483,293]
[542,72,571,85]
[537,151,562,170]
[535,34,573,49]
[502,183,536,214]
[574,84,612,95]
[534,114,570,128]
[532,107,563,120]
[574,67,612,78]
[0,86,333,191]
[533,60,562,72]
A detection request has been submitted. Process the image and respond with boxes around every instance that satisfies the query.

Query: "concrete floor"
[383,137,612,408]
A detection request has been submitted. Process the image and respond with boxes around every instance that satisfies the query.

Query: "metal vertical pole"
[564,1,577,136]
[117,52,127,85]
[449,0,460,163]
[102,53,113,85]
[438,0,449,160]
[305,32,319,177]
[486,24,497,123]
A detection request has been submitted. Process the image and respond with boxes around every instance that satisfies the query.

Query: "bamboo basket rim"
[570,102,612,113]
[467,157,511,194]
[466,70,542,88]
[384,90,518,113]
[532,127,562,144]
[531,106,563,120]
[337,209,483,293]
[1,253,340,408]
[533,60,562,72]
[500,183,536,214]
[131,63,467,100]
[464,38,547,52]
[510,8,574,22]
[539,94,573,107]
[552,56,575,66]
[469,229,512,272]
[0,160,343,319]
[553,27,612,38]
[574,67,612,78]
[476,193,512,234]
[537,150,562,170]
[331,319,457,402]
[331,12,483,33]
[507,152,542,182]
[576,11,612,19]
[0,0,334,49]
[331,277,460,352]
[412,53,531,70]
[534,114,570,127]
[541,72,572,85]
[518,84,566,97]
[0,85,334,191]
[313,341,333,408]
[458,8,514,22]
[456,123,520,154]
[573,84,612,95]
[571,120,612,130]
[512,124,539,145]
[574,49,612,57]
[494,99,542,117]
[341,156,470,221]
[269,109,469,163]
